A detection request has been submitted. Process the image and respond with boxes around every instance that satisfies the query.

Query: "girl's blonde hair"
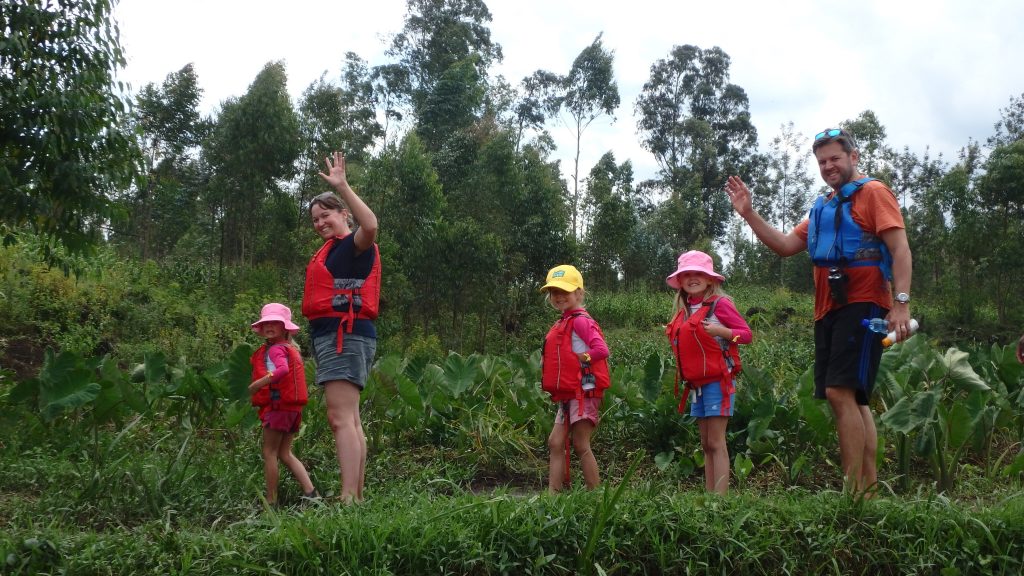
[671,280,727,319]
[282,334,300,353]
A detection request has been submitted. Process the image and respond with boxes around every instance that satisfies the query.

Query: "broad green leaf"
[745,416,772,447]
[143,351,168,385]
[640,352,663,403]
[42,382,101,421]
[429,392,451,417]
[896,336,940,379]
[734,453,754,480]
[374,355,407,382]
[677,455,696,477]
[914,426,936,457]
[504,397,532,427]
[942,348,990,392]
[225,344,255,402]
[395,373,423,413]
[654,451,674,470]
[1003,448,1024,476]
[442,352,478,398]
[421,364,447,398]
[91,357,129,424]
[796,367,832,440]
[946,402,974,450]
[224,402,255,428]
[990,342,1024,394]
[911,389,941,422]
[35,350,100,420]
[881,396,917,434]
[741,366,777,419]
[7,378,40,405]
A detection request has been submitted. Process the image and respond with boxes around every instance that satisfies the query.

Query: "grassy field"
[3,245,1024,574]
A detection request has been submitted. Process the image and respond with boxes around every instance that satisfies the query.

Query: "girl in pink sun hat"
[248,303,317,505]
[665,251,752,494]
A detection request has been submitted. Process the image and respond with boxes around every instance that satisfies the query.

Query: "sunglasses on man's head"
[814,128,843,140]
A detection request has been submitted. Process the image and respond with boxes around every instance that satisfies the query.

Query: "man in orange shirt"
[726,128,913,494]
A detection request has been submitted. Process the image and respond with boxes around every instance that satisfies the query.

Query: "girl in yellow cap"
[539,265,611,492]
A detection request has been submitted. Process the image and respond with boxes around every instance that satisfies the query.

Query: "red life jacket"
[541,311,611,404]
[665,296,742,413]
[250,343,308,412]
[541,310,611,488]
[301,235,381,353]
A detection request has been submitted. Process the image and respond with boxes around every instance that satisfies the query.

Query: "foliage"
[114,63,211,260]
[385,0,502,138]
[203,61,303,267]
[531,33,621,238]
[634,44,758,249]
[0,0,139,258]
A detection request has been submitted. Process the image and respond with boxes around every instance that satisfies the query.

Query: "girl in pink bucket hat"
[248,303,318,505]
[664,251,752,494]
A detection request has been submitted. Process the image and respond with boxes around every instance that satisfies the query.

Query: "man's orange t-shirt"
[794,180,905,321]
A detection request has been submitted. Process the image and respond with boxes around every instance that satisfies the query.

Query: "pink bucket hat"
[251,303,300,334]
[665,250,725,289]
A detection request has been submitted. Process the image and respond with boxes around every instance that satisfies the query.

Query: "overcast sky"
[114,0,1023,183]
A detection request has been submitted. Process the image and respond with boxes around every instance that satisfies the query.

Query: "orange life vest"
[250,343,308,412]
[301,235,381,352]
[665,296,742,413]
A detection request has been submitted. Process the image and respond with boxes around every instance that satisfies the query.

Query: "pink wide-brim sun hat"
[665,250,726,289]
[251,302,300,334]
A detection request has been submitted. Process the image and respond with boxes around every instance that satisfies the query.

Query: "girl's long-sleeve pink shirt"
[563,308,610,361]
[264,343,292,384]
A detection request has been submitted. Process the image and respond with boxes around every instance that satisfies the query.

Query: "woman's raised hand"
[318,151,348,189]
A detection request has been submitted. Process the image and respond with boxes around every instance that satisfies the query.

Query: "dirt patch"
[2,333,45,383]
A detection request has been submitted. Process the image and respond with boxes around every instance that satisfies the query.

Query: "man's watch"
[894,292,911,304]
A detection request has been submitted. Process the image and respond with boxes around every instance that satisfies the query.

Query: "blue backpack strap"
[838,177,875,201]
[839,178,893,279]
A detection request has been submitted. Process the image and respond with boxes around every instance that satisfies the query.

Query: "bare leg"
[277,432,315,495]
[700,416,730,494]
[859,405,878,495]
[826,386,867,492]
[261,427,284,504]
[325,380,365,503]
[547,419,568,493]
[571,419,600,490]
[355,409,367,500]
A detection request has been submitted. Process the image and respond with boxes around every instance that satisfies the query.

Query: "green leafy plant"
[879,335,993,491]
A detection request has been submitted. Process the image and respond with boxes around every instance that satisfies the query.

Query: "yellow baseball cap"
[540,264,584,293]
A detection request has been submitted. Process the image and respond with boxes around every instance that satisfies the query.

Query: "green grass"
[2,405,1024,575]
[3,468,1023,575]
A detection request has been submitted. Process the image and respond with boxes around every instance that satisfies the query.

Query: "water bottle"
[862,318,889,334]
[581,362,596,391]
[862,318,919,347]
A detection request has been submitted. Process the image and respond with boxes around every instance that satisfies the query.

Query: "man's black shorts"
[814,302,887,406]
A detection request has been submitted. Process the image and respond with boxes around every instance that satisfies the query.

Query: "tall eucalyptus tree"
[204,61,301,268]
[124,64,210,259]
[635,44,757,250]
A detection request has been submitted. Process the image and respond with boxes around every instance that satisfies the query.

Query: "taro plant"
[878,334,993,491]
[367,351,552,477]
[969,341,1024,477]
[739,365,832,487]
